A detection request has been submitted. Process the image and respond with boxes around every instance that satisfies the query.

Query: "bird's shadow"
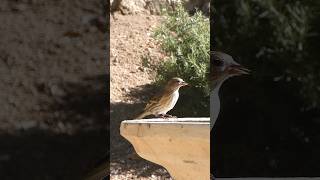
[110,83,171,178]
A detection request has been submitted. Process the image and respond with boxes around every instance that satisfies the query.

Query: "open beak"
[228,64,250,76]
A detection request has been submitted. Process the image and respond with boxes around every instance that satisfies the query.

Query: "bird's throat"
[211,79,225,93]
[210,79,225,130]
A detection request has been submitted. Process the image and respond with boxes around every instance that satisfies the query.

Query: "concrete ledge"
[120,117,210,180]
[122,117,209,124]
[217,178,320,180]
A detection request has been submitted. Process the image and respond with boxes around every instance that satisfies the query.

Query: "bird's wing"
[144,92,162,111]
[134,90,164,119]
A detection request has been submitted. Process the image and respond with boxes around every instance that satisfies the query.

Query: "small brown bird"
[135,77,188,119]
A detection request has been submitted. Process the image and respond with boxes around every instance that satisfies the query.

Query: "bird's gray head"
[210,51,250,89]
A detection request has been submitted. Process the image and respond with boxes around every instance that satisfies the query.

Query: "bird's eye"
[213,60,224,67]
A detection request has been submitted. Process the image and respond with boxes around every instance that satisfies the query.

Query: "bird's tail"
[134,111,150,119]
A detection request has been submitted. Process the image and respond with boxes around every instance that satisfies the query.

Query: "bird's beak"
[228,64,250,76]
[180,81,189,86]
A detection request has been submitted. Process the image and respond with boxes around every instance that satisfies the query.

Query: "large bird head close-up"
[210,51,250,130]
[210,51,250,90]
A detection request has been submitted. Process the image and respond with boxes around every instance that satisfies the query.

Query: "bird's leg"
[156,114,177,119]
[156,114,166,119]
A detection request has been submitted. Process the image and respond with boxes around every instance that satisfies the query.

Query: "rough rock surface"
[110,0,210,15]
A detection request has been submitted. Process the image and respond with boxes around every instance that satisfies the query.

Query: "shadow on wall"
[48,74,109,133]
[0,130,107,180]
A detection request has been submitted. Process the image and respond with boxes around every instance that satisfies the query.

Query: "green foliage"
[212,1,320,174]
[214,0,320,110]
[153,5,210,116]
[153,5,210,93]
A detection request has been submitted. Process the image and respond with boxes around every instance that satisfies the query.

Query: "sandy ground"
[110,12,173,179]
[110,13,165,104]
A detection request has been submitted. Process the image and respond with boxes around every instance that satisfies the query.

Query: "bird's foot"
[157,114,177,119]
[157,114,166,119]
[164,114,177,118]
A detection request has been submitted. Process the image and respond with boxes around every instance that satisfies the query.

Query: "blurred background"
[212,0,320,177]
[0,0,108,179]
